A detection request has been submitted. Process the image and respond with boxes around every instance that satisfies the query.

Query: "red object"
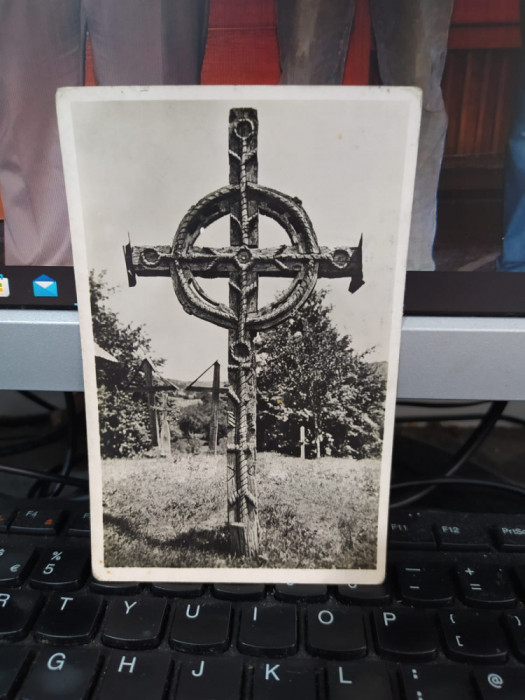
[0,0,522,221]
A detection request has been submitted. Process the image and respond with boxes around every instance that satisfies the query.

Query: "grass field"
[102,452,381,570]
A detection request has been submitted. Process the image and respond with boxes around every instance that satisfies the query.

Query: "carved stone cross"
[124,108,364,558]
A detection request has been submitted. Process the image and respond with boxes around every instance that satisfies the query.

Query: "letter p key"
[374,609,438,661]
[383,612,397,627]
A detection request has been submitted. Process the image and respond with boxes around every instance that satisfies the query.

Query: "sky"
[59,85,419,382]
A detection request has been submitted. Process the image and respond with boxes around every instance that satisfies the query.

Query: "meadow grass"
[102,451,381,570]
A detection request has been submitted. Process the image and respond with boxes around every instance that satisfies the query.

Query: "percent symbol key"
[30,548,90,590]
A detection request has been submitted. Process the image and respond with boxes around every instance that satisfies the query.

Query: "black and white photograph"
[58,85,420,583]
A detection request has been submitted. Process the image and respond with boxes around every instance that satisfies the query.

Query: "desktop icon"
[0,275,10,297]
[33,274,58,297]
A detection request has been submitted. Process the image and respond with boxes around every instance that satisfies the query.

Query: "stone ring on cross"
[124,107,364,334]
[170,182,322,332]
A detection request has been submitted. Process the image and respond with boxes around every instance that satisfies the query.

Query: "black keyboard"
[2,499,525,699]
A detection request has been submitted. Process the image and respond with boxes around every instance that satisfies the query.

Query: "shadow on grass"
[104,512,231,557]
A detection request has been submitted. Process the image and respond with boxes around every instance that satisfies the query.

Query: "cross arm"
[124,237,364,293]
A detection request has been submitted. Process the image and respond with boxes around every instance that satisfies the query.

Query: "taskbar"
[0,266,77,309]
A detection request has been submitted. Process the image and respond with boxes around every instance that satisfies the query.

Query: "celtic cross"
[124,108,364,558]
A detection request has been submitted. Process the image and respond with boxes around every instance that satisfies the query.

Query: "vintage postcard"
[58,85,421,583]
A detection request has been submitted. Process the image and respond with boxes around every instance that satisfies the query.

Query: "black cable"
[390,400,508,508]
[0,413,52,427]
[0,434,37,443]
[0,463,88,489]
[27,393,79,498]
[26,459,84,498]
[17,391,60,412]
[390,477,525,506]
[0,424,67,458]
[49,393,77,497]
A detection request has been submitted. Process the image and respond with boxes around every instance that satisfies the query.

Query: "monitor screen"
[2,0,525,397]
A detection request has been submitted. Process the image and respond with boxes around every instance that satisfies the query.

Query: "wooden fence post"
[209,361,220,454]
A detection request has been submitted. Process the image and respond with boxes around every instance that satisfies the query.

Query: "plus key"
[456,566,516,607]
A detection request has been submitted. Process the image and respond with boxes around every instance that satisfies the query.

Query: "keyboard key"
[10,508,64,535]
[503,610,525,661]
[306,605,366,659]
[0,589,42,640]
[30,549,90,591]
[0,508,15,533]
[434,521,490,551]
[151,582,204,598]
[238,603,297,656]
[170,600,232,653]
[67,512,91,537]
[396,564,454,606]
[212,583,265,600]
[456,565,516,607]
[102,597,168,649]
[372,609,438,661]
[176,658,243,700]
[98,652,172,700]
[493,523,525,551]
[511,565,525,601]
[0,647,32,699]
[19,648,101,700]
[326,662,394,699]
[274,584,327,602]
[473,667,525,699]
[440,610,508,663]
[0,545,36,586]
[388,514,436,550]
[34,593,104,645]
[336,583,391,605]
[400,664,475,700]
[90,579,141,595]
[252,661,316,700]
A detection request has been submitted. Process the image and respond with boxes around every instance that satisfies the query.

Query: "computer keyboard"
[2,499,525,699]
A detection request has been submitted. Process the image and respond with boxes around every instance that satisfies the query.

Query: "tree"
[90,270,167,458]
[178,393,228,441]
[256,289,386,459]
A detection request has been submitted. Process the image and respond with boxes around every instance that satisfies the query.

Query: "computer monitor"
[2,1,525,400]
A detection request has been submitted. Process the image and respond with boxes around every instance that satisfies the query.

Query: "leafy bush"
[97,386,151,458]
[90,270,167,458]
[178,394,228,442]
[256,290,386,459]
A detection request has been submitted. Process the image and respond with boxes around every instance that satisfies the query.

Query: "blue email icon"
[33,274,58,297]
